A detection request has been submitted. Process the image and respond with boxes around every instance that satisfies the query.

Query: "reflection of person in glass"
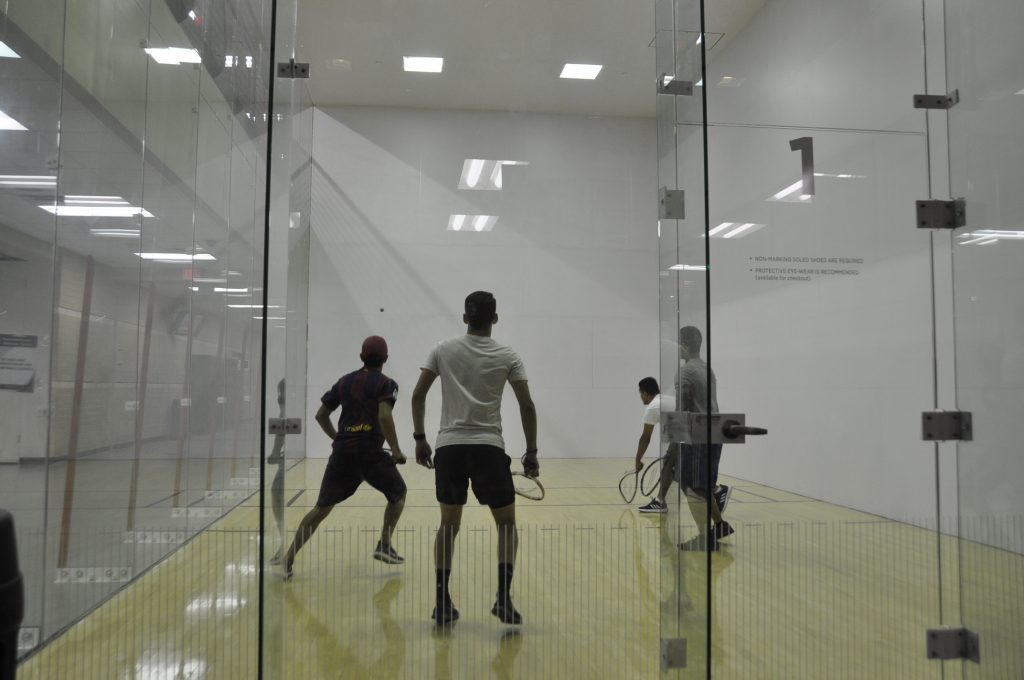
[635,377,675,513]
[412,291,538,626]
[675,326,734,551]
[269,379,287,562]
[282,336,408,578]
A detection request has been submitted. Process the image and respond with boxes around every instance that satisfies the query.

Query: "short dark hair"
[679,326,703,353]
[465,290,497,331]
[362,354,386,368]
[638,377,659,395]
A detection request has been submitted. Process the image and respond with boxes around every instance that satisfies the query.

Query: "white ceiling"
[296,0,765,117]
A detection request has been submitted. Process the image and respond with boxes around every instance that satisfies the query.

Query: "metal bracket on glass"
[660,638,687,670]
[662,412,768,445]
[916,199,965,229]
[659,187,685,220]
[277,59,310,79]
[926,627,980,663]
[657,74,694,96]
[913,90,960,110]
[921,411,972,442]
[268,418,303,435]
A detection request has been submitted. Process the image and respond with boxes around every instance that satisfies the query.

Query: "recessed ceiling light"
[448,214,497,232]
[669,264,707,271]
[228,304,280,309]
[458,159,528,191]
[90,229,140,238]
[560,63,602,80]
[0,109,28,131]
[144,47,202,66]
[707,222,734,237]
[135,253,216,262]
[403,56,443,73]
[0,41,20,59]
[41,205,154,217]
[214,288,249,293]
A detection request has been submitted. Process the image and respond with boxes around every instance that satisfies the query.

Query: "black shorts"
[676,443,723,493]
[316,443,406,507]
[434,444,515,508]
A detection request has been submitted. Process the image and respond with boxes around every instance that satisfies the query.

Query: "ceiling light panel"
[0,109,28,131]
[448,214,497,232]
[0,175,56,187]
[0,41,20,59]
[135,253,216,262]
[560,63,602,80]
[403,56,443,73]
[144,47,202,65]
[458,159,528,191]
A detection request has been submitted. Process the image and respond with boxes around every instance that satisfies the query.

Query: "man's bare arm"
[635,423,654,471]
[315,404,337,440]
[411,369,437,468]
[511,380,538,475]
[377,401,405,463]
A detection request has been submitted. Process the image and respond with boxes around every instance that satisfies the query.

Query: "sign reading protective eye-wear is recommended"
[0,333,37,392]
[748,255,864,282]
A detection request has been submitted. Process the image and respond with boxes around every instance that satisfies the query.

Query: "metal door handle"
[722,420,767,439]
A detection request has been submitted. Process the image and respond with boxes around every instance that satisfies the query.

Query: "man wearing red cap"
[282,335,408,578]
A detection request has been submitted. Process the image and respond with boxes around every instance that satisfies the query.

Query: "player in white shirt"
[635,378,677,513]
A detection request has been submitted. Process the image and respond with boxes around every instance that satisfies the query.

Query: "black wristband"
[413,433,426,441]
[525,448,538,454]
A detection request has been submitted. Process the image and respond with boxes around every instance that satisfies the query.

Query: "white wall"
[307,106,658,459]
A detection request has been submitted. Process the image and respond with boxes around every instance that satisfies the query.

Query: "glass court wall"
[657,0,1024,678]
[0,0,308,675]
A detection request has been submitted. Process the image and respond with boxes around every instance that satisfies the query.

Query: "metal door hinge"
[922,411,972,442]
[926,627,980,663]
[659,187,685,220]
[277,59,310,79]
[913,90,960,110]
[658,74,694,96]
[916,199,965,229]
[660,638,687,670]
[268,417,303,435]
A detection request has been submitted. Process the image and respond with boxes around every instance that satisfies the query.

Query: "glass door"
[656,0,945,677]
[945,0,1024,677]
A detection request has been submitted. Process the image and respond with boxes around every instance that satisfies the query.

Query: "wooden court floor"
[17,458,1024,679]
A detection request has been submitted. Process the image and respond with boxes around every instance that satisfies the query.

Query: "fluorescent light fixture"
[187,9,198,20]
[0,110,28,131]
[144,47,202,65]
[707,222,734,237]
[1016,88,1024,96]
[225,56,236,68]
[560,63,602,80]
[978,238,998,245]
[64,195,130,205]
[403,56,443,73]
[0,41,20,59]
[718,76,745,87]
[42,205,153,217]
[254,316,287,320]
[135,252,215,262]
[189,286,200,292]
[214,288,249,293]
[696,79,703,87]
[228,304,279,309]
[769,180,812,202]
[464,159,484,188]
[669,264,707,271]
[90,229,140,238]
[448,214,497,232]
[193,277,228,283]
[696,35,703,45]
[0,175,55,187]
[959,229,1024,245]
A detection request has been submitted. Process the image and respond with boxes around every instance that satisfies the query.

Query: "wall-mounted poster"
[0,334,37,392]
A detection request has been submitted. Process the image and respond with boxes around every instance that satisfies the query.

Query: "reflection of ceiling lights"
[144,47,202,65]
[41,195,153,217]
[718,76,745,87]
[403,56,443,73]
[814,172,866,179]
[0,41,20,59]
[90,229,140,238]
[0,175,55,187]
[669,264,707,271]
[458,159,528,190]
[135,253,216,262]
[214,288,249,293]
[448,214,497,232]
[228,304,279,309]
[560,63,602,80]
[769,180,812,202]
[704,222,766,239]
[0,109,28,131]
[959,229,1024,245]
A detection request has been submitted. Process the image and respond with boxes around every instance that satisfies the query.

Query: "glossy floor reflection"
[16,458,1024,679]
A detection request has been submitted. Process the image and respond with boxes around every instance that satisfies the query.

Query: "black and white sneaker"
[713,485,733,514]
[638,498,667,514]
[281,563,294,581]
[373,542,405,565]
[678,534,719,552]
[714,520,735,540]
[491,598,523,625]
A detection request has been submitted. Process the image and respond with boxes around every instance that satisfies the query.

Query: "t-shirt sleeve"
[321,381,342,411]
[508,351,527,382]
[422,343,441,375]
[378,378,399,407]
[642,402,660,426]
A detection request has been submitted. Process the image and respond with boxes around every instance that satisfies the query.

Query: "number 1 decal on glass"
[789,136,815,197]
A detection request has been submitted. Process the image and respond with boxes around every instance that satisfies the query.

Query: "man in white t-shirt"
[411,291,538,626]
[635,377,677,513]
